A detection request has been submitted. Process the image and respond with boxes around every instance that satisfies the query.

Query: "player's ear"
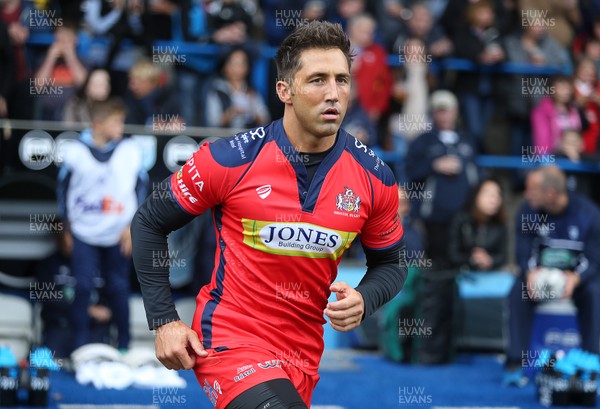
[276,79,293,104]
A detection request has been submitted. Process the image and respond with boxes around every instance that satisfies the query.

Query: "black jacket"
[448,211,507,271]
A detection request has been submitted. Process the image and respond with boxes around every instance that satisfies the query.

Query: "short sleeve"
[361,176,403,249]
[169,141,231,215]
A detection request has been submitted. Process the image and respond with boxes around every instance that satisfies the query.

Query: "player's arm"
[131,177,195,329]
[131,140,235,370]
[325,239,405,332]
[326,165,406,331]
[356,238,406,319]
[131,177,207,370]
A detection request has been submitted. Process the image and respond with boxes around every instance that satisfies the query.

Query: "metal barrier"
[3,119,599,174]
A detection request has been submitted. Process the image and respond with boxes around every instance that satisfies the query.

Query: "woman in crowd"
[531,75,582,154]
[201,47,270,128]
[448,177,507,272]
[63,68,112,125]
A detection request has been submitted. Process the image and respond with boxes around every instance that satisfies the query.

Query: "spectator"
[448,177,507,271]
[207,0,256,45]
[202,47,270,128]
[0,21,12,119]
[1,0,33,119]
[342,85,378,147]
[502,18,570,164]
[141,0,180,45]
[169,0,211,126]
[261,0,325,46]
[397,186,426,260]
[347,13,392,123]
[441,0,515,40]
[406,90,480,271]
[578,37,600,68]
[62,68,111,125]
[573,57,600,155]
[556,128,594,195]
[390,2,453,59]
[504,166,600,386]
[124,58,181,126]
[504,17,570,66]
[388,38,429,182]
[57,97,147,352]
[572,15,600,61]
[531,75,582,155]
[405,90,479,364]
[453,0,506,152]
[33,23,88,121]
[82,0,144,95]
[519,0,581,49]
[325,0,366,29]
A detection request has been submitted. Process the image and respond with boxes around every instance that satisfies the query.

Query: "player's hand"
[324,282,364,332]
[155,320,207,370]
[563,270,580,299]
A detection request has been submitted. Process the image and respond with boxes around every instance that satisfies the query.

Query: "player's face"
[287,48,351,140]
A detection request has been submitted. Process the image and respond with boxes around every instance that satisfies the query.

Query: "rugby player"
[131,20,407,409]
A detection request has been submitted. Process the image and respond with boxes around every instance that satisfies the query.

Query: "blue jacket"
[515,193,600,284]
[405,129,479,223]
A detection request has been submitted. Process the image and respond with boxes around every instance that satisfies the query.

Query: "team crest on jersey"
[336,187,361,213]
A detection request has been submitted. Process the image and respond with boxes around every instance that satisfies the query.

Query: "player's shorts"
[193,345,319,409]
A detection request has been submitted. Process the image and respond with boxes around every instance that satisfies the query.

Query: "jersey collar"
[272,119,348,213]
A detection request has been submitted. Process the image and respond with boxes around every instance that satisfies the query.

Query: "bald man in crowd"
[504,165,600,386]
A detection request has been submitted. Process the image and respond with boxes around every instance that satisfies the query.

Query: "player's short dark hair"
[90,97,127,122]
[275,20,354,83]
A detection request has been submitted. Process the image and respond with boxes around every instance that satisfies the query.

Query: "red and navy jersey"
[170,119,403,374]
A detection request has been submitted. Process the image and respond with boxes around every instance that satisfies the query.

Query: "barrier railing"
[2,119,598,174]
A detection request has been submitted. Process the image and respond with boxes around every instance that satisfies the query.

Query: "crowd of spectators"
[1,0,599,161]
[2,0,600,370]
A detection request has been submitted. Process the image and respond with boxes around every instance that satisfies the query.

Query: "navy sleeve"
[355,238,406,320]
[131,177,196,329]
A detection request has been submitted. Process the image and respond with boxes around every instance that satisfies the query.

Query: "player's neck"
[281,115,336,153]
